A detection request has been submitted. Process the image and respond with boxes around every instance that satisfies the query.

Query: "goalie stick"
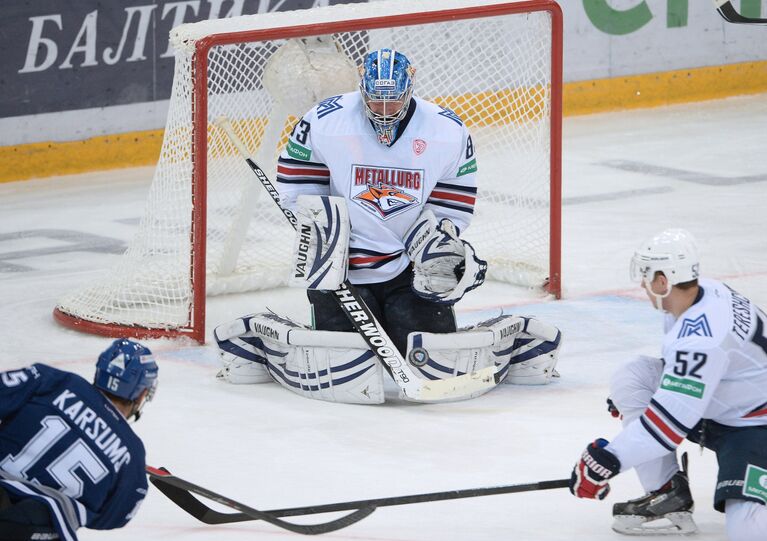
[146,466,373,534]
[149,466,569,526]
[214,116,501,402]
[714,0,767,24]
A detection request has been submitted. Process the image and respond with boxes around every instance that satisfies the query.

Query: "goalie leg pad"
[403,314,562,395]
[214,315,273,384]
[477,315,563,385]
[247,313,385,404]
[405,326,497,400]
[503,333,562,385]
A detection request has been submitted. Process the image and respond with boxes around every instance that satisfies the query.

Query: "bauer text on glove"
[569,438,621,500]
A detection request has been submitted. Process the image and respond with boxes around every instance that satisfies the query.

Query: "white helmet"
[630,228,700,286]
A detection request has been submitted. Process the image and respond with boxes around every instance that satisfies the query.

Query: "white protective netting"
[56,0,558,335]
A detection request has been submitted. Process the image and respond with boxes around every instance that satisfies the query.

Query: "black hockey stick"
[150,468,569,526]
[146,466,374,534]
[214,117,501,402]
[714,0,767,24]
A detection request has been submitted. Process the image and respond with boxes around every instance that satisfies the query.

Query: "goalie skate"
[612,469,697,536]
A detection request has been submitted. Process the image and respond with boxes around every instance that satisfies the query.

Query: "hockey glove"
[606,397,622,419]
[404,210,487,304]
[288,195,350,290]
[569,438,621,500]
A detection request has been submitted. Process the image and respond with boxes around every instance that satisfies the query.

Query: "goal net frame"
[54,0,563,344]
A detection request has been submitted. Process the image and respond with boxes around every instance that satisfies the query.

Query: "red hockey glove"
[606,397,622,419]
[569,438,621,500]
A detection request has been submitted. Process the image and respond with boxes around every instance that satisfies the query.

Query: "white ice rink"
[2,94,766,540]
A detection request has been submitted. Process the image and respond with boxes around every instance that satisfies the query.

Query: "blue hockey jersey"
[0,364,148,541]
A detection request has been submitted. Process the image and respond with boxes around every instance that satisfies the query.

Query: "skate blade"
[612,512,698,536]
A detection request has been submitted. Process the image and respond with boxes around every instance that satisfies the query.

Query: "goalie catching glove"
[404,210,487,304]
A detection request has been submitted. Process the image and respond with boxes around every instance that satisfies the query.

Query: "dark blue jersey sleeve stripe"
[434,182,477,194]
[277,156,329,168]
[639,417,676,451]
[276,177,330,185]
[649,398,692,434]
[426,200,475,214]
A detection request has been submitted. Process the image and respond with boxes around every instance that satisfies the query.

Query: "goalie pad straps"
[217,312,384,404]
[403,210,487,304]
[288,195,350,290]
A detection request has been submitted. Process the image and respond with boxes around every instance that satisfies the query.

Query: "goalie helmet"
[359,48,415,145]
[94,339,159,403]
[630,228,700,286]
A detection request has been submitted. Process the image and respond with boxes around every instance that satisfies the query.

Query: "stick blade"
[715,0,767,23]
[408,366,497,402]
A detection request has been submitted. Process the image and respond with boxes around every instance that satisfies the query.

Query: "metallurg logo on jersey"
[350,164,424,220]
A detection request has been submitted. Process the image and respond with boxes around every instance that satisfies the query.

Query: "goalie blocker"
[288,195,350,291]
[215,312,562,404]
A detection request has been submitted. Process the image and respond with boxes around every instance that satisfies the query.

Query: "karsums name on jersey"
[52,388,132,472]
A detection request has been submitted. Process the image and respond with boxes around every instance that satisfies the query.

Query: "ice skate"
[612,466,697,536]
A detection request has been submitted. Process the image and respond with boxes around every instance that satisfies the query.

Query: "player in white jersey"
[569,229,767,540]
[213,48,563,404]
[276,48,486,355]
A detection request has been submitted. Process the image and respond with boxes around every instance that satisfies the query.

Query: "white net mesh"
[56,1,558,336]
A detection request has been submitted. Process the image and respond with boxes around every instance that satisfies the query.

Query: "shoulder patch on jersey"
[316,95,344,119]
[437,106,463,126]
[677,314,713,339]
[287,140,312,161]
[660,373,706,399]
[457,158,477,177]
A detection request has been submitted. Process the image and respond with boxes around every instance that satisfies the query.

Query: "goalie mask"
[630,228,699,307]
[359,48,415,145]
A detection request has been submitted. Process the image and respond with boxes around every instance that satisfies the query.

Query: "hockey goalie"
[214,47,562,404]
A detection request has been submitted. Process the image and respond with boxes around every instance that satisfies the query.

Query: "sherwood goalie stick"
[714,0,767,23]
[149,466,569,526]
[215,116,501,402]
[146,466,374,534]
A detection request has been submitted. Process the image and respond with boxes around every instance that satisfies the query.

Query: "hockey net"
[54,0,562,343]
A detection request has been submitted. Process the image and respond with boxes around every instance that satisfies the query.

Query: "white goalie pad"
[406,329,497,400]
[288,195,350,290]
[404,315,562,391]
[217,312,384,404]
[214,315,272,384]
[497,317,563,385]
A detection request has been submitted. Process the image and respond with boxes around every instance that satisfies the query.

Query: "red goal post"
[54,0,563,344]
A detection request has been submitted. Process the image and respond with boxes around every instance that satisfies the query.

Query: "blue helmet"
[94,339,158,403]
[359,48,415,145]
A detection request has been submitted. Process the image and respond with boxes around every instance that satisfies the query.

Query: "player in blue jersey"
[0,339,158,541]
[569,229,767,540]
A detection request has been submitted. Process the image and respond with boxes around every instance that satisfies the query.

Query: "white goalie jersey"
[607,278,767,470]
[276,91,478,284]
